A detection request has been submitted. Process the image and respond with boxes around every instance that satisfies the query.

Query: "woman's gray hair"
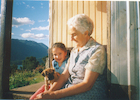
[67,14,94,36]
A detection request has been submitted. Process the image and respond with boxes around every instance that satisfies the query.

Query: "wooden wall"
[49,1,108,48]
[110,1,139,99]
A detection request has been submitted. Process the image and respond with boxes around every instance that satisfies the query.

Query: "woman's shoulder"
[90,42,105,51]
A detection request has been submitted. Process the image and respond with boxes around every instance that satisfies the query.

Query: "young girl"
[51,42,69,74]
[30,42,69,100]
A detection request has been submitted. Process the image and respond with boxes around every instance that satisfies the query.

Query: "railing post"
[0,0,13,98]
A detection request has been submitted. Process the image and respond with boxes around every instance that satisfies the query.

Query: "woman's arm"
[49,68,70,91]
[54,69,99,98]
[35,69,99,99]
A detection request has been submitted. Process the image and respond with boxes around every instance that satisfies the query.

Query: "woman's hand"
[34,92,43,99]
[34,91,57,100]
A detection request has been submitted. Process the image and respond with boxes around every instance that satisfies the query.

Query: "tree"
[22,56,39,70]
[10,64,18,74]
[41,56,48,66]
[42,56,48,63]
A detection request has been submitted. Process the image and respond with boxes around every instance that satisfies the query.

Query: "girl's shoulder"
[52,59,58,67]
[64,57,69,63]
[52,59,56,64]
[52,59,55,65]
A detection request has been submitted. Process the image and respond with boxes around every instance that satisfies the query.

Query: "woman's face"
[52,47,67,64]
[68,27,88,48]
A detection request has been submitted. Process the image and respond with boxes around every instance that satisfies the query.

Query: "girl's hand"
[34,91,57,100]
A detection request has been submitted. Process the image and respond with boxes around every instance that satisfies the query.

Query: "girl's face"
[52,47,67,64]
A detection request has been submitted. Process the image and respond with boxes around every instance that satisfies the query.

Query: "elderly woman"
[35,14,108,100]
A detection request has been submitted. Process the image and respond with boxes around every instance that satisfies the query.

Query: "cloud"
[21,33,49,39]
[31,26,49,31]
[22,2,25,4]
[40,3,44,8]
[12,33,14,35]
[47,19,49,22]
[26,5,30,8]
[21,33,34,38]
[26,29,31,32]
[12,17,35,27]
[32,6,35,9]
[38,20,46,22]
[34,33,47,39]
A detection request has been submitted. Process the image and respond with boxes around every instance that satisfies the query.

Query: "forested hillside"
[11,39,48,64]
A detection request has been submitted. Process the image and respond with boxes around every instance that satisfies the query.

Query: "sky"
[0,0,50,46]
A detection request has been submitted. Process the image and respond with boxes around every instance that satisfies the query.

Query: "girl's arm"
[35,69,99,99]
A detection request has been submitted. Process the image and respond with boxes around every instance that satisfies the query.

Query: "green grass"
[9,70,44,89]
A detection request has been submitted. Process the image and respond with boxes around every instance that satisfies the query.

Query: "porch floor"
[9,81,44,99]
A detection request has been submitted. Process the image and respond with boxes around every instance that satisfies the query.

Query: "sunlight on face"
[52,47,67,64]
[68,27,86,48]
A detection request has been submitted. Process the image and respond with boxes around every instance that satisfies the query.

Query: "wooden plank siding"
[49,1,108,48]
[110,1,139,100]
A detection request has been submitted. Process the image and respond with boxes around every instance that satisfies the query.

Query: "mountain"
[11,39,48,65]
